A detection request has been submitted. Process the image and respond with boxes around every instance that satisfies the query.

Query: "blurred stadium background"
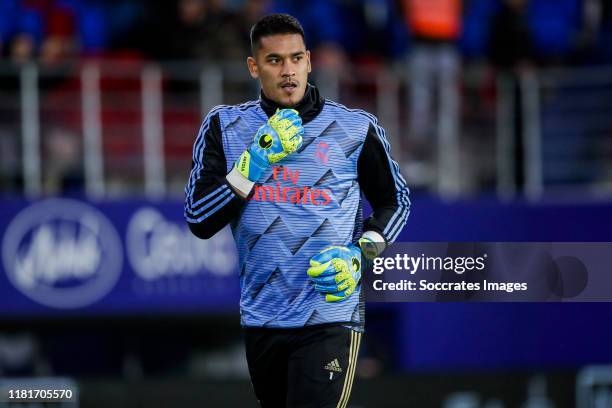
[1,0,612,407]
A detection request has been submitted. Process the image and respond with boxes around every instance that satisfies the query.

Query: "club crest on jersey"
[315,141,329,164]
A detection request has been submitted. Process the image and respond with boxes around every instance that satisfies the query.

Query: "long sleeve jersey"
[185,85,410,329]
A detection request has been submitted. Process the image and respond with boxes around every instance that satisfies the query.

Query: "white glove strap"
[226,167,255,198]
[361,230,387,258]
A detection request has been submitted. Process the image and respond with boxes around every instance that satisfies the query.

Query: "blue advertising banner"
[2,195,612,316]
[0,198,240,317]
[3,196,612,370]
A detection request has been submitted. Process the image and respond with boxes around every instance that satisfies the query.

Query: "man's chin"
[275,90,305,107]
[280,98,297,107]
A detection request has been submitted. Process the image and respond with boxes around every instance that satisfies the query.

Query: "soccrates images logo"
[2,199,123,308]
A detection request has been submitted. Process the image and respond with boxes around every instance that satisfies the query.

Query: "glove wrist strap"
[226,166,255,198]
[358,231,387,260]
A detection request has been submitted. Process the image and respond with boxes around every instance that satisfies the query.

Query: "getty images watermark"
[371,252,528,293]
[363,243,612,302]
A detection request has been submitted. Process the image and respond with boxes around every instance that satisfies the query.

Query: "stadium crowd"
[1,0,611,67]
[1,0,612,195]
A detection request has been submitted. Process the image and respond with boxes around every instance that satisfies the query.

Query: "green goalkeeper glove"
[235,108,304,182]
[307,236,377,302]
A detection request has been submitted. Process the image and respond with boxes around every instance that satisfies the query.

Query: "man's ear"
[306,50,312,74]
[247,56,259,79]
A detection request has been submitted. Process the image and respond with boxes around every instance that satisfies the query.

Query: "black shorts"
[244,324,362,408]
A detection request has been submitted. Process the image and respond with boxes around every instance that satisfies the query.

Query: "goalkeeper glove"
[307,236,377,302]
[235,108,304,182]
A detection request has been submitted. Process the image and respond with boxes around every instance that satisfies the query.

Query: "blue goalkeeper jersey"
[185,85,410,329]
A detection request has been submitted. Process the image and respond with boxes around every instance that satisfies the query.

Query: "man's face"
[247,33,311,107]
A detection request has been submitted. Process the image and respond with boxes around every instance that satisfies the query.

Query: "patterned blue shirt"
[185,85,410,328]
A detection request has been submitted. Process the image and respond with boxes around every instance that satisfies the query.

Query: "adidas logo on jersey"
[324,358,343,373]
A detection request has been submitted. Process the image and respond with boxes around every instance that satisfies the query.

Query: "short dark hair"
[250,14,306,54]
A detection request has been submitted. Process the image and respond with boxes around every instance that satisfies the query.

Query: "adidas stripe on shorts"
[244,324,362,408]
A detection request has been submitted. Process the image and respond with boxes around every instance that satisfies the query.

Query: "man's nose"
[280,63,295,77]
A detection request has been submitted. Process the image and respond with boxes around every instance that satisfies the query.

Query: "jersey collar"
[259,84,325,125]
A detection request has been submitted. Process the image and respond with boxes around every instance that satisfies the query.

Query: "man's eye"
[269,58,279,64]
[293,56,302,62]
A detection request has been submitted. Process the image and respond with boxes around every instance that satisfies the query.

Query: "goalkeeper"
[185,13,410,408]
